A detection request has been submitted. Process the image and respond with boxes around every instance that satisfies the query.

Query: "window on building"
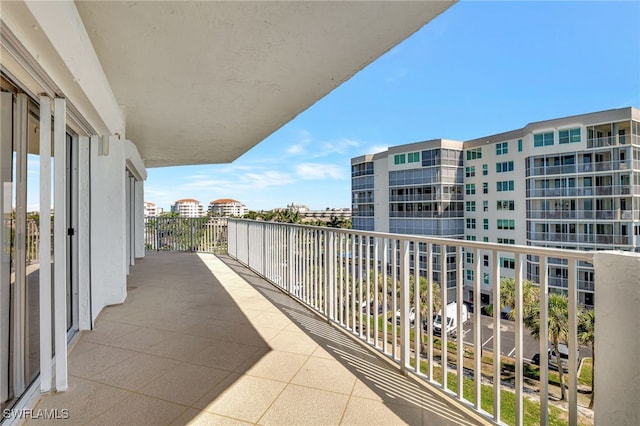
[497,238,516,244]
[500,257,515,269]
[483,200,488,211]
[483,255,489,267]
[466,270,474,281]
[408,152,421,163]
[518,139,523,152]
[465,184,476,195]
[483,218,489,230]
[497,200,515,210]
[466,201,476,212]
[496,142,508,155]
[465,166,475,177]
[483,273,489,285]
[422,149,441,167]
[533,131,554,147]
[497,219,516,230]
[559,128,581,144]
[496,161,514,173]
[497,180,515,191]
[466,252,474,264]
[483,237,489,242]
[467,148,482,160]
[466,235,477,241]
[466,218,477,229]
[482,164,488,176]
[483,182,488,194]
[394,154,406,165]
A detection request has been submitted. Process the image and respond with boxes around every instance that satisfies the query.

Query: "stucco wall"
[90,136,127,321]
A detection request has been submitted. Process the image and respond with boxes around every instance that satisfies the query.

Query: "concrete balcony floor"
[30,252,485,425]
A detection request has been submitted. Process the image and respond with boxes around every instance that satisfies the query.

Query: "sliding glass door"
[0,84,78,411]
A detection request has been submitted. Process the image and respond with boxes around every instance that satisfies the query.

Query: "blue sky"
[145,0,640,212]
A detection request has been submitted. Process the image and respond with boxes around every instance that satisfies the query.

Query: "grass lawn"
[579,357,593,386]
[412,359,588,426]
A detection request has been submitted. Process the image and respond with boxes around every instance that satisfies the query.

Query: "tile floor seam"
[77,341,248,378]
[133,364,236,404]
[336,372,361,425]
[81,375,204,411]
[252,351,314,426]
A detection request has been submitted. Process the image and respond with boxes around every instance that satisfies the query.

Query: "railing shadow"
[219,254,481,426]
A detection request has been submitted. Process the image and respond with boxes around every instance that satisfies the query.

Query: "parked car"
[548,343,579,372]
[394,307,415,324]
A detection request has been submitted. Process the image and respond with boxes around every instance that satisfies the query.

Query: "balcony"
[27,251,483,425]
[20,219,640,426]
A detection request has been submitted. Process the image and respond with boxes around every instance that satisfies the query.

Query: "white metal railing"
[227,219,594,426]
[144,217,227,253]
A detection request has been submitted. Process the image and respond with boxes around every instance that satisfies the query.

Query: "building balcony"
[26,251,483,425]
[17,219,640,426]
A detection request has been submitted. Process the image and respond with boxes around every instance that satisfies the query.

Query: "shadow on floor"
[219,254,483,426]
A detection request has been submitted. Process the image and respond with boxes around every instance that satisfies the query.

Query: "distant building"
[171,199,205,217]
[144,202,158,217]
[286,203,310,213]
[209,198,247,217]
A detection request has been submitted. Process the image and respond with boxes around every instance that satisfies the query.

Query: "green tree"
[243,210,259,220]
[578,309,595,409]
[499,277,540,326]
[527,293,572,401]
[327,216,344,228]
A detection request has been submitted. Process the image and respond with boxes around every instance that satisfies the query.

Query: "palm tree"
[327,216,343,228]
[499,277,540,326]
[578,309,595,409]
[527,293,571,401]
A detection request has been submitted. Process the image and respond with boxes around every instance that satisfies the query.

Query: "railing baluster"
[221,220,595,426]
[492,248,501,424]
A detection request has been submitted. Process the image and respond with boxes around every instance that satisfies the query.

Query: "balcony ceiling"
[74,1,454,167]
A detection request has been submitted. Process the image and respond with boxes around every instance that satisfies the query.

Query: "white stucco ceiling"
[75,1,454,168]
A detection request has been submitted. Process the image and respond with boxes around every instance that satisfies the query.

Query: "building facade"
[171,199,205,218]
[352,107,640,307]
[209,198,247,217]
[144,201,159,217]
[352,139,465,296]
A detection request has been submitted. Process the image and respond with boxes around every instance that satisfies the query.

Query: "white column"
[54,97,67,392]
[593,251,640,425]
[77,136,91,330]
[134,180,145,258]
[38,96,52,393]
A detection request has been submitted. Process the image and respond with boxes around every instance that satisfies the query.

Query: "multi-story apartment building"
[352,139,465,297]
[209,198,247,217]
[352,107,640,307]
[171,198,205,218]
[144,201,159,217]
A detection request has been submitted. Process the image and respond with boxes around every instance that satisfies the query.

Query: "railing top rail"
[228,218,594,263]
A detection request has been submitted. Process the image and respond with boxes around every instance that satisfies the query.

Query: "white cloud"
[295,163,345,180]
[245,170,295,188]
[287,144,305,155]
[315,137,362,157]
[368,145,388,154]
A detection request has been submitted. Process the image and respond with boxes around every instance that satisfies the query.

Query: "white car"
[394,307,415,324]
